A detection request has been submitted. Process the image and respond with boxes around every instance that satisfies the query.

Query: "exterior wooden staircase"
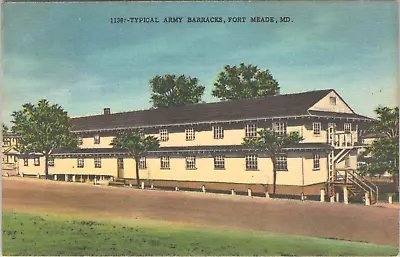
[335,168,379,204]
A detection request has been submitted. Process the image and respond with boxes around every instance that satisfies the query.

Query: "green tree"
[111,131,160,188]
[212,63,280,101]
[150,74,205,108]
[243,129,303,195]
[359,107,399,191]
[11,99,77,179]
[2,123,8,139]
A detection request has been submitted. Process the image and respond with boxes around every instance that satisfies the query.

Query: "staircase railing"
[335,169,379,204]
[347,170,379,203]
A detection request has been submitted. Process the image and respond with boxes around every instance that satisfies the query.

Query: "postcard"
[1,1,399,256]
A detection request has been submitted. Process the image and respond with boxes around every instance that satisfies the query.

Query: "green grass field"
[2,211,398,256]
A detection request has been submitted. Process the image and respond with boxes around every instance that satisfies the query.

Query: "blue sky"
[2,2,398,125]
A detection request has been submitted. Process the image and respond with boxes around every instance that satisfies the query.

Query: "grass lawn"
[2,211,398,256]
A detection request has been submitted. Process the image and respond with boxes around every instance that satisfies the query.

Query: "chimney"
[104,108,111,115]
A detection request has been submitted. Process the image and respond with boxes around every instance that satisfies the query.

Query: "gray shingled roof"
[70,89,371,132]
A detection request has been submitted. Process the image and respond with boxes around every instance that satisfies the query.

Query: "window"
[118,158,124,169]
[213,126,224,139]
[313,122,321,135]
[3,138,10,146]
[273,122,287,136]
[245,124,257,138]
[139,157,147,169]
[34,157,40,166]
[160,129,169,142]
[94,158,102,168]
[23,158,28,166]
[345,155,350,168]
[77,137,83,145]
[160,156,170,169]
[77,158,84,168]
[214,155,225,170]
[185,128,195,141]
[344,123,351,133]
[329,97,337,105]
[185,156,196,170]
[276,155,288,171]
[94,134,100,144]
[313,153,320,170]
[245,154,258,170]
[48,157,55,167]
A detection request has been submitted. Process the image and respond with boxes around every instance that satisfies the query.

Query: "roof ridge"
[71,89,333,120]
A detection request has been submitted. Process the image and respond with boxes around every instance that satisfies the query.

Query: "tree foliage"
[150,74,205,108]
[2,123,8,139]
[11,99,77,178]
[111,131,160,187]
[358,107,399,191]
[212,63,280,101]
[243,129,303,194]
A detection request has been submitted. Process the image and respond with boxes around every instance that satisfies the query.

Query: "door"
[117,158,124,178]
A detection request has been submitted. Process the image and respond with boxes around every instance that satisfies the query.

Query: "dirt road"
[2,178,398,246]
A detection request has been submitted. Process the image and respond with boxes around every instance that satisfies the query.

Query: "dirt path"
[2,177,398,246]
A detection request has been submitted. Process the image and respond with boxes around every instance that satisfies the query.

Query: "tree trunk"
[135,157,141,188]
[44,152,49,180]
[393,174,399,193]
[272,162,277,195]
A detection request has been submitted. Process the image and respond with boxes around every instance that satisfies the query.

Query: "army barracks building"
[18,89,373,196]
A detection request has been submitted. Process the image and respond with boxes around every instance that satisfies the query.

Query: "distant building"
[2,132,20,175]
[18,89,376,197]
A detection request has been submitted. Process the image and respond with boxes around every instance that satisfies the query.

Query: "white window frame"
[139,157,147,169]
[245,124,257,138]
[344,123,352,133]
[77,158,84,168]
[94,134,100,144]
[3,138,11,146]
[48,157,55,167]
[159,129,169,142]
[94,157,102,168]
[273,122,287,136]
[77,137,83,145]
[160,156,170,170]
[118,158,124,169]
[329,96,337,105]
[214,155,225,170]
[313,122,321,136]
[276,155,288,171]
[313,153,320,170]
[34,157,40,166]
[185,128,195,141]
[185,156,196,170]
[245,154,258,170]
[213,125,224,139]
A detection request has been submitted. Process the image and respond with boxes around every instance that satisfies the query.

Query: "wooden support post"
[151,184,154,189]
[72,175,76,182]
[231,189,236,196]
[388,194,393,204]
[141,181,145,189]
[175,186,179,191]
[265,192,270,199]
[300,193,305,201]
[36,174,40,179]
[365,192,371,206]
[65,174,68,182]
[54,174,57,181]
[202,185,206,193]
[335,192,340,202]
[343,186,348,205]
[247,189,252,197]
[330,195,335,203]
[80,176,83,183]
[320,189,325,202]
